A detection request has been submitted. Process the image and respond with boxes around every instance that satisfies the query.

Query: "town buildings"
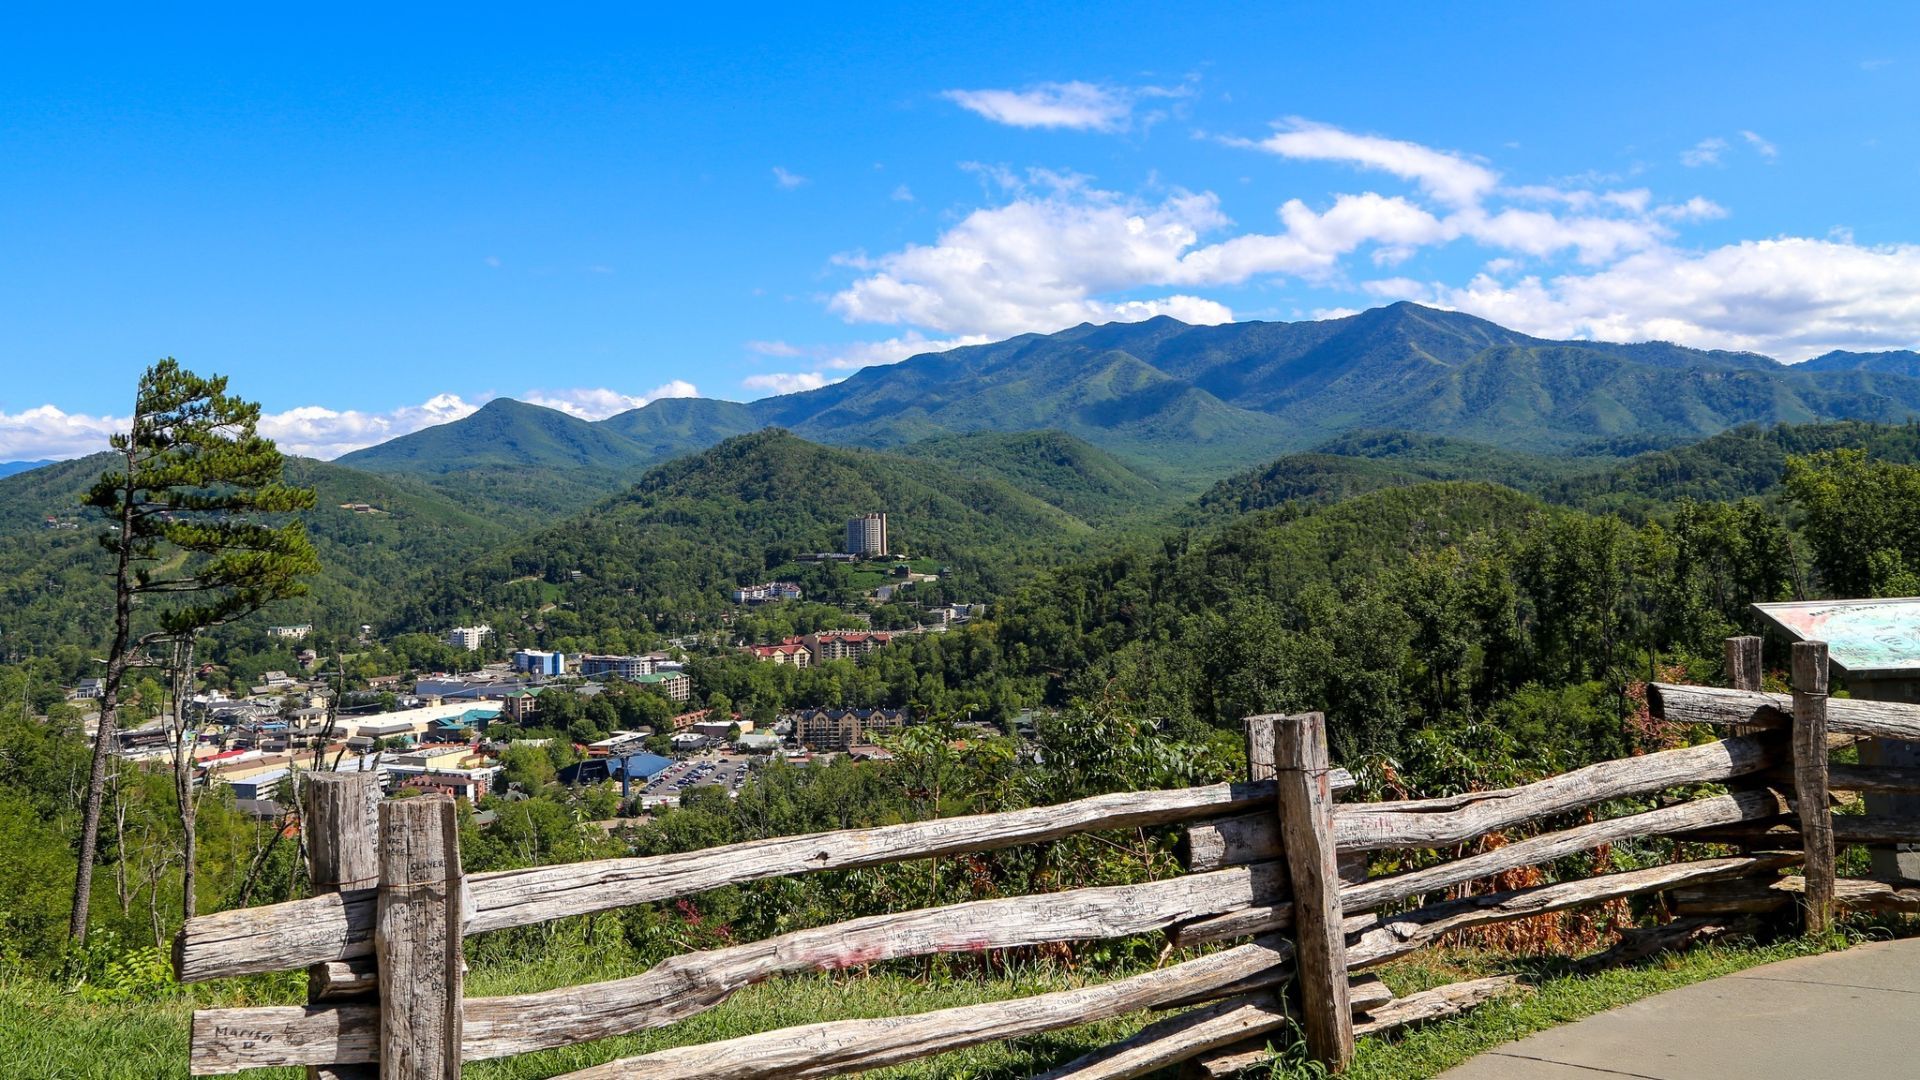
[267,624,312,640]
[511,649,566,676]
[743,630,896,666]
[633,670,692,701]
[743,638,812,666]
[445,625,491,651]
[578,652,680,680]
[414,672,534,701]
[845,512,888,556]
[730,581,803,604]
[692,717,750,740]
[788,707,908,752]
[805,630,894,663]
[499,687,544,722]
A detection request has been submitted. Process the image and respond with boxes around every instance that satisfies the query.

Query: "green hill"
[598,397,765,460]
[394,430,1099,644]
[0,454,517,655]
[998,480,1549,687]
[335,397,653,475]
[891,430,1179,525]
[1547,420,1920,516]
[1798,349,1920,378]
[1191,421,1920,523]
[1193,431,1601,517]
[333,397,668,515]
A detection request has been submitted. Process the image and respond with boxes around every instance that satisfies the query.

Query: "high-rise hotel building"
[845,512,888,556]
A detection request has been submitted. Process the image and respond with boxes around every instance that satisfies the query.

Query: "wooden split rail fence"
[176,636,1920,1079]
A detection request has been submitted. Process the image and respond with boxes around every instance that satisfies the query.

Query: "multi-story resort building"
[445,625,491,651]
[845,512,888,556]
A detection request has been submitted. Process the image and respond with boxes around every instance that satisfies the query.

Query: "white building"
[446,625,492,651]
[845,513,888,557]
[730,582,803,604]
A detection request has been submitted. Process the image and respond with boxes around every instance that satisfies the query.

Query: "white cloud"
[819,333,995,370]
[801,119,1914,381]
[0,405,129,461]
[258,393,483,459]
[943,81,1136,132]
[1652,196,1729,222]
[741,332,998,374]
[1682,137,1728,167]
[828,130,1707,341]
[1360,277,1428,300]
[5,383,709,463]
[746,340,808,358]
[742,372,833,395]
[521,381,700,420]
[1741,130,1779,160]
[1244,118,1500,207]
[773,166,807,189]
[829,175,1255,336]
[1425,237,1920,361]
[891,184,915,202]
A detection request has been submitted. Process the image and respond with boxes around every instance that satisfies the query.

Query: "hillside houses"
[806,630,894,662]
[743,638,812,666]
[787,707,907,752]
[742,630,898,667]
[730,581,802,604]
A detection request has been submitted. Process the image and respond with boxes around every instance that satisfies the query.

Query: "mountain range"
[335,302,1920,497]
[11,301,1920,655]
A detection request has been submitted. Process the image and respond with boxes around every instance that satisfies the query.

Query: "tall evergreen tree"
[70,360,319,942]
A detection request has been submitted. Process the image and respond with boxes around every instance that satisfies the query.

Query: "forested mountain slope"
[393,430,1101,646]
[1197,421,1920,521]
[334,397,665,515]
[891,430,1179,525]
[0,453,517,655]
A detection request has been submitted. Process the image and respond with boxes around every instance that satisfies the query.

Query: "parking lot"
[636,751,753,808]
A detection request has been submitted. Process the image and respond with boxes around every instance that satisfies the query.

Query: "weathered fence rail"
[176,771,1348,983]
[178,636,1920,1079]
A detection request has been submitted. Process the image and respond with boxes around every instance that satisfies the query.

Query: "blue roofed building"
[558,751,673,796]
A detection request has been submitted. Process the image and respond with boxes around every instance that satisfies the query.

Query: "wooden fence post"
[376,795,464,1080]
[1791,641,1835,935]
[305,772,382,1080]
[1245,715,1277,782]
[1724,634,1765,738]
[1725,635,1763,693]
[1272,712,1354,1072]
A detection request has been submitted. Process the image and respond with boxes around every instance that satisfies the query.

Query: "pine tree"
[70,360,319,942]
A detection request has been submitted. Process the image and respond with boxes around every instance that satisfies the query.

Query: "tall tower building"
[845,512,888,556]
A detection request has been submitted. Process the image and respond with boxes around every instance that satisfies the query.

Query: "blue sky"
[4,3,1918,459]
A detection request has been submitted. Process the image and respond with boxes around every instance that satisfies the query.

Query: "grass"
[0,928,1894,1079]
[0,961,1149,1080]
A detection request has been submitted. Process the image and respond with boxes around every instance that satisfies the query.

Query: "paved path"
[1437,937,1920,1079]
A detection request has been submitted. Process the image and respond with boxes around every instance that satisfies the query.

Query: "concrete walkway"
[1437,937,1920,1079]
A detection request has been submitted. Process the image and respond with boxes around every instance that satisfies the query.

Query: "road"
[1439,936,1920,1079]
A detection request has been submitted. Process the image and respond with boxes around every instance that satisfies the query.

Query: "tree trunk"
[114,763,131,916]
[172,635,201,921]
[70,439,140,944]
